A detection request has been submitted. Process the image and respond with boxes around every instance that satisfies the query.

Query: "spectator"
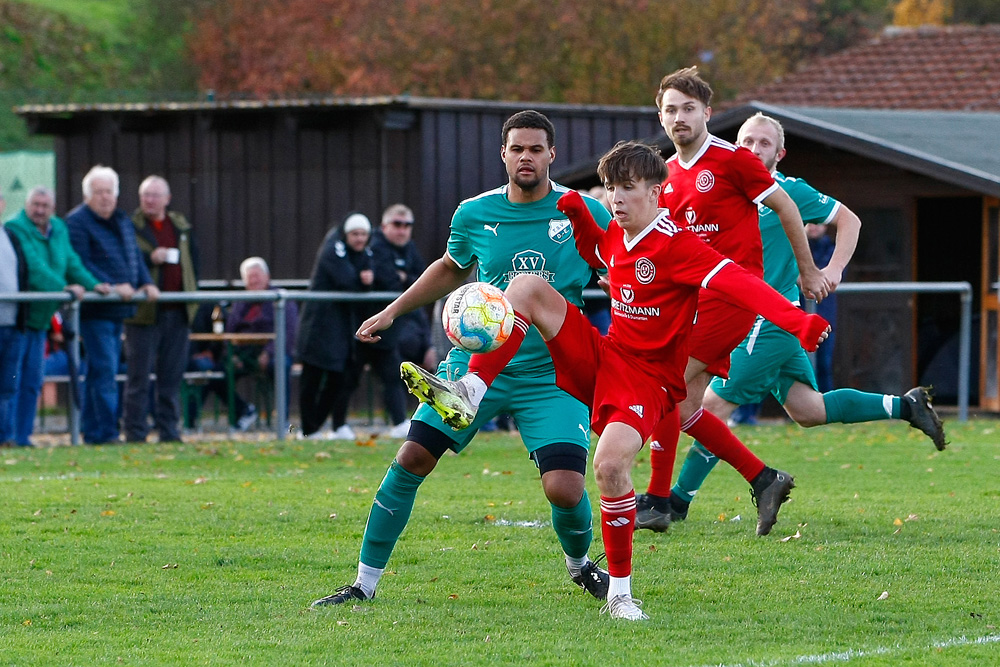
[296,213,404,439]
[0,190,29,446]
[5,186,108,446]
[123,176,200,443]
[66,165,160,445]
[214,257,297,431]
[370,203,438,370]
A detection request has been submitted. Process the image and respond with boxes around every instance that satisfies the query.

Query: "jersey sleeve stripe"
[701,258,733,288]
[752,181,780,205]
[444,249,474,270]
[822,200,842,224]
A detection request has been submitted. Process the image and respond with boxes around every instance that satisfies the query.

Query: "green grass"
[1,420,998,665]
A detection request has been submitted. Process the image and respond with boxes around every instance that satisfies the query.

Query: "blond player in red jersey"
[637,68,833,536]
[399,141,830,620]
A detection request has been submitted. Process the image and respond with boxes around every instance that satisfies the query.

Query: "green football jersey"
[758,171,840,302]
[446,181,611,376]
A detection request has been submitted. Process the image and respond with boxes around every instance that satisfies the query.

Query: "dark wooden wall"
[44,101,661,282]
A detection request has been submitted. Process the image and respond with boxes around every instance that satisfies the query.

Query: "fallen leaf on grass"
[893,518,903,526]
[484,515,495,522]
[448,594,459,600]
[877,591,889,600]
[328,513,337,519]
[905,514,919,522]
[193,477,208,485]
[315,451,331,460]
[337,620,349,626]
[100,510,116,517]
[779,530,801,542]
[161,563,179,569]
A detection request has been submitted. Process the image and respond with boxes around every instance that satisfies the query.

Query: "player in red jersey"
[399,141,829,620]
[637,68,833,536]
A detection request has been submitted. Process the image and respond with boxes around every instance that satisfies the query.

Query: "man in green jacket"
[123,175,199,443]
[6,186,110,446]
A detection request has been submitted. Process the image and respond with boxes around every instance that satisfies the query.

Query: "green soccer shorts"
[709,316,819,407]
[412,350,592,455]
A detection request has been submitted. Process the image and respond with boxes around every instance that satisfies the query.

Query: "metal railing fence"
[0,280,973,444]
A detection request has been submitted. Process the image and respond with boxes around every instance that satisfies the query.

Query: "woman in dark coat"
[296,213,402,439]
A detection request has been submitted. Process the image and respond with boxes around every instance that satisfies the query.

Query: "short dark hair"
[597,141,667,187]
[502,110,555,148]
[655,66,713,109]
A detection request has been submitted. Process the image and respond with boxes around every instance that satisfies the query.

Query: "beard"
[512,171,544,191]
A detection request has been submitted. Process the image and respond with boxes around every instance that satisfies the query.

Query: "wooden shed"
[16,96,660,280]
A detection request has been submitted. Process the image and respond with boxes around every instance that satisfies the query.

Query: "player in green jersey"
[311,110,614,607]
[660,112,947,524]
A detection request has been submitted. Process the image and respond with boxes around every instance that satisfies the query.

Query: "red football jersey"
[578,210,735,399]
[658,135,778,277]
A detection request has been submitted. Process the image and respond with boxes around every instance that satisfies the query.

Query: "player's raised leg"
[402,275,567,430]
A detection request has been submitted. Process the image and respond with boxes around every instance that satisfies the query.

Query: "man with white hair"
[66,165,160,445]
[122,175,200,443]
[216,257,297,431]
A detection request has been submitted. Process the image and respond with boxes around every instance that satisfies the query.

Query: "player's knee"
[592,454,629,490]
[395,441,439,476]
[785,403,824,427]
[542,476,584,508]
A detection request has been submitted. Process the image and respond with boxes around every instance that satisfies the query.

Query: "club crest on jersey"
[620,287,635,304]
[635,257,655,284]
[696,170,715,193]
[548,218,572,244]
[685,208,697,225]
[505,250,554,282]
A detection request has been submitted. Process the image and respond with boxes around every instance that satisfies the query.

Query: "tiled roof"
[737,25,1000,111]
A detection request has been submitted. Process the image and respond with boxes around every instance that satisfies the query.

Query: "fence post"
[274,291,287,440]
[68,300,81,445]
[959,284,971,422]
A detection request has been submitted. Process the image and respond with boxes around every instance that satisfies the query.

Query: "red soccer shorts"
[547,303,682,441]
[687,291,757,378]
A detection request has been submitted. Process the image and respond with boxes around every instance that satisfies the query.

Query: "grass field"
[1,419,998,666]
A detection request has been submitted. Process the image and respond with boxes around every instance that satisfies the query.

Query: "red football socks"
[682,408,765,482]
[466,311,529,386]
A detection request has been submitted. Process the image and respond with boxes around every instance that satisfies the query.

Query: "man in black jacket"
[370,204,438,371]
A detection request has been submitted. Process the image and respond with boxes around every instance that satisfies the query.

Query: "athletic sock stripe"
[513,316,530,333]
[601,498,636,512]
[680,407,703,432]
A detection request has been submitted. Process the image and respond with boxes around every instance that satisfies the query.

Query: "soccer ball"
[442,282,515,353]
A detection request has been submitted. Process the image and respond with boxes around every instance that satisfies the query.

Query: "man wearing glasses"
[371,204,438,371]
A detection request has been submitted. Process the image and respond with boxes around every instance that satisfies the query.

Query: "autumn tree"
[186,0,894,105]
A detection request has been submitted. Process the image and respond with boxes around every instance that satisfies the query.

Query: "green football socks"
[359,460,425,570]
[671,441,718,504]
[823,389,900,424]
[551,492,594,559]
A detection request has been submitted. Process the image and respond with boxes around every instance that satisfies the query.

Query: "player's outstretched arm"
[356,255,472,343]
[557,190,605,269]
[708,262,830,352]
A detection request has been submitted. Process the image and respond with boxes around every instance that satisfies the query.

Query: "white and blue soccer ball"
[442,282,515,353]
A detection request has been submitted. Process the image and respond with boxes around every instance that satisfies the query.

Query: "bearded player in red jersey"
[399,141,829,620]
[636,67,834,537]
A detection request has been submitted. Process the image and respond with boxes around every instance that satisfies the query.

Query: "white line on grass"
[690,634,1000,667]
